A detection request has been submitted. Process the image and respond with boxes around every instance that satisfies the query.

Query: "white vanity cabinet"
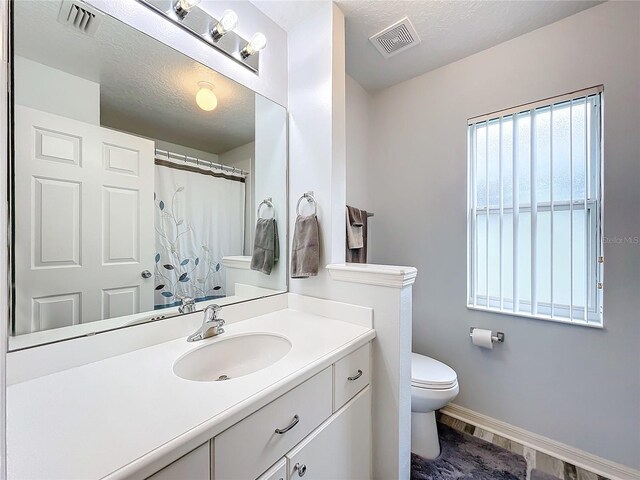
[144,342,372,480]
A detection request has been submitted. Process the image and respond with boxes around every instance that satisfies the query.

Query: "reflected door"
[14,106,155,334]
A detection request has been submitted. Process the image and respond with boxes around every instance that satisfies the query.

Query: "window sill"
[466,305,604,329]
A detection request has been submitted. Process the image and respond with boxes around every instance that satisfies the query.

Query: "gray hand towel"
[291,214,320,278]
[346,205,364,249]
[346,207,368,264]
[250,218,279,275]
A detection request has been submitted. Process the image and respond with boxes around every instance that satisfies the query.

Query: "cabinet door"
[147,443,210,480]
[257,458,287,480]
[286,386,371,480]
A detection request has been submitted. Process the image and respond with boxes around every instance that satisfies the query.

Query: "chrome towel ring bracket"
[296,191,317,217]
[258,197,275,219]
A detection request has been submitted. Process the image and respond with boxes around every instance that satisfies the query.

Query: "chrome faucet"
[187,304,225,342]
[178,295,196,314]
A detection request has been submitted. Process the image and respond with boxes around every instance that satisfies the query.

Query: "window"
[467,87,603,326]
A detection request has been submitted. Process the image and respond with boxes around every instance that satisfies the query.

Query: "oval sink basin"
[173,333,292,382]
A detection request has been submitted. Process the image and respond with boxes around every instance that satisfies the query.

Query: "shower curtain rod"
[155,149,249,177]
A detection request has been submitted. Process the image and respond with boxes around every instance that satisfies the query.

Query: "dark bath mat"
[411,423,527,480]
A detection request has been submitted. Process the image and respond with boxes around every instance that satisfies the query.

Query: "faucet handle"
[203,304,222,322]
[177,295,195,314]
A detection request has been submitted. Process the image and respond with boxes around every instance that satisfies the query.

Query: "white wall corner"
[326,263,418,288]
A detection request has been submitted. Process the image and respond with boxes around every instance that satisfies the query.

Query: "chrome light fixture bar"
[137,0,264,73]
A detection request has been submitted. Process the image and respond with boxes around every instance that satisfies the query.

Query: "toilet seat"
[411,352,457,390]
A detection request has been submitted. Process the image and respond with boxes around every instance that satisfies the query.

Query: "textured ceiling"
[338,0,604,92]
[14,1,256,154]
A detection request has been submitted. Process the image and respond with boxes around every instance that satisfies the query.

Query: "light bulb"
[219,10,238,33]
[173,0,200,19]
[195,82,217,111]
[240,32,267,58]
[210,9,238,41]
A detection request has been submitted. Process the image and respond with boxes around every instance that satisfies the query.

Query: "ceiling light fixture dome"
[196,82,217,111]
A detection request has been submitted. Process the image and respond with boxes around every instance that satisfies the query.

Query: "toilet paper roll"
[471,328,494,349]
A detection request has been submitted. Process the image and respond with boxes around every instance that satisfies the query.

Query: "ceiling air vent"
[369,17,420,59]
[57,0,103,37]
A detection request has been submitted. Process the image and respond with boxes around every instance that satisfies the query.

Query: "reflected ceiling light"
[196,82,217,111]
[240,32,267,58]
[173,0,200,19]
[210,9,238,41]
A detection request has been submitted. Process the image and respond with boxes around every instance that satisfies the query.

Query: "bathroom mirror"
[9,1,288,350]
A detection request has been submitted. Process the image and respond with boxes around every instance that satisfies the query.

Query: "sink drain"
[215,375,230,381]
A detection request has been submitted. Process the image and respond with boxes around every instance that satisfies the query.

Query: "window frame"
[466,86,604,328]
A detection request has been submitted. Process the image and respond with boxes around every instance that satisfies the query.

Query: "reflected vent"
[57,0,103,37]
[369,17,420,58]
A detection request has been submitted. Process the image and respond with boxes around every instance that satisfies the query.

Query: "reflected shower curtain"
[154,161,245,309]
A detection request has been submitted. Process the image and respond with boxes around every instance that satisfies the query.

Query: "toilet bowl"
[411,352,459,459]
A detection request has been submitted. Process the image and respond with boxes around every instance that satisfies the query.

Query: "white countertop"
[7,309,375,480]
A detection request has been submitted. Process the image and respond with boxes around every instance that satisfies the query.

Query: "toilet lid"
[411,353,457,389]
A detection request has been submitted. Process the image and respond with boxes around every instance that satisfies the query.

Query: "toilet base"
[411,410,440,459]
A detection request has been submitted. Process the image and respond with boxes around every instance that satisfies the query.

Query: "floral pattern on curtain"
[154,162,245,309]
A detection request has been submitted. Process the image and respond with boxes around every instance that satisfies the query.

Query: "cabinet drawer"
[147,442,210,480]
[333,343,370,411]
[257,458,287,480]
[213,367,332,480]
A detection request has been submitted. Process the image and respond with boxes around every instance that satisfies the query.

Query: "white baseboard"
[440,404,640,480]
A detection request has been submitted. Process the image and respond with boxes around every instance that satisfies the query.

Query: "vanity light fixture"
[172,0,200,19]
[195,82,217,111]
[138,0,264,73]
[210,9,238,41]
[240,32,267,58]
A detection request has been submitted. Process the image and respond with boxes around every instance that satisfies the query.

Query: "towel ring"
[296,192,317,217]
[258,198,275,219]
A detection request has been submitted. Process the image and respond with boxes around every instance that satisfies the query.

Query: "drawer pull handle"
[348,369,363,381]
[294,463,307,477]
[275,414,299,434]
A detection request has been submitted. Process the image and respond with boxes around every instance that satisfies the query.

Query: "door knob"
[141,270,152,279]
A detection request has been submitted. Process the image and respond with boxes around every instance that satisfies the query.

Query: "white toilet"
[411,352,459,459]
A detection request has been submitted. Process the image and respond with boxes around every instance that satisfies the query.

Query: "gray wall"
[351,1,640,468]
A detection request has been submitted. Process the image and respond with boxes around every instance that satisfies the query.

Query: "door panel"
[34,127,81,165]
[32,177,81,268]
[103,143,140,176]
[102,186,140,264]
[32,293,81,332]
[102,286,139,319]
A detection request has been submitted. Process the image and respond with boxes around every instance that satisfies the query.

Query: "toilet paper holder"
[469,327,505,344]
